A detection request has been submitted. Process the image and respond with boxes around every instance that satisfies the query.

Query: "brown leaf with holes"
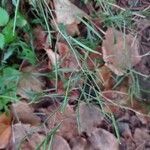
[102,28,141,75]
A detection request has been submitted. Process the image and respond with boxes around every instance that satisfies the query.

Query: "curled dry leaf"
[45,48,60,66]
[102,28,141,75]
[17,66,44,99]
[52,135,71,150]
[88,128,119,150]
[98,65,114,90]
[78,102,104,135]
[11,101,41,125]
[0,113,12,149]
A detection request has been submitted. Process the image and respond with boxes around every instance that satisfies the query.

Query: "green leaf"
[16,13,27,27]
[0,7,9,26]
[0,33,5,49]
[2,20,16,44]
[20,48,36,65]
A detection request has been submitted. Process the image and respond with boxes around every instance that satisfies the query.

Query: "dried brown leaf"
[0,113,12,149]
[52,135,71,150]
[45,48,60,66]
[0,126,11,149]
[11,101,41,125]
[88,128,119,150]
[17,66,44,99]
[78,102,104,135]
[54,0,88,36]
[102,28,141,75]
[54,0,87,25]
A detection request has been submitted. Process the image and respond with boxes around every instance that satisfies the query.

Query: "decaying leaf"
[102,28,141,75]
[11,101,41,125]
[52,135,71,150]
[78,102,104,135]
[17,66,44,99]
[88,128,119,150]
[0,113,12,149]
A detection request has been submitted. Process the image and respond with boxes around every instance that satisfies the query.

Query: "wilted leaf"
[78,102,104,134]
[11,101,41,125]
[17,66,44,99]
[52,135,71,150]
[102,28,141,75]
[88,128,119,150]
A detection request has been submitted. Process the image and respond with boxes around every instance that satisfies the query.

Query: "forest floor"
[0,0,150,149]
